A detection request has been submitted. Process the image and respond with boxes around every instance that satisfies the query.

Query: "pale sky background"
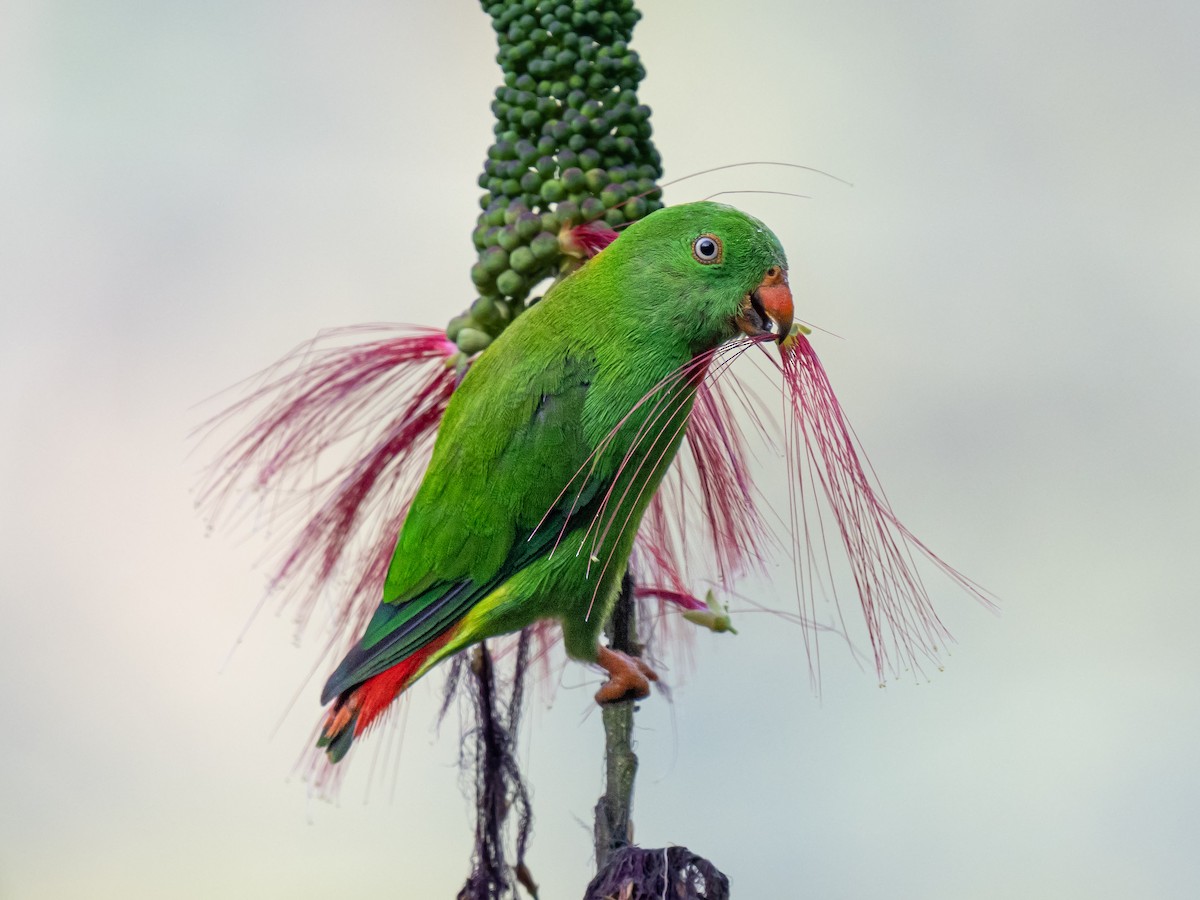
[3,1,1199,898]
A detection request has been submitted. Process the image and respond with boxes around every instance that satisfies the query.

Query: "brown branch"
[593,573,640,871]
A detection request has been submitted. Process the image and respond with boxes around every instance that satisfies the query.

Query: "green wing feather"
[321,349,611,701]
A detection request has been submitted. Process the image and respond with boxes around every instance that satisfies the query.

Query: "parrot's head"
[609,201,794,350]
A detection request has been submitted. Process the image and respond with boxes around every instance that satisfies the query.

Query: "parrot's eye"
[692,234,722,264]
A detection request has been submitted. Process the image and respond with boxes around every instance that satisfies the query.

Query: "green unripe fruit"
[538,178,565,203]
[481,246,509,276]
[520,170,542,193]
[539,178,565,203]
[456,327,493,355]
[496,226,521,251]
[516,211,542,240]
[515,139,538,164]
[599,184,625,208]
[503,202,528,225]
[584,168,608,192]
[445,313,470,342]
[578,148,601,170]
[470,262,493,289]
[471,295,497,320]
[555,199,579,225]
[561,166,585,191]
[580,196,605,221]
[530,231,560,261]
[496,269,525,296]
[509,246,537,274]
[604,207,625,227]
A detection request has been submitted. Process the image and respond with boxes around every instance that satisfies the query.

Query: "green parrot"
[318,201,793,761]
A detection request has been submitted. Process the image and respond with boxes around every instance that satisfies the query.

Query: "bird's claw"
[594,646,658,705]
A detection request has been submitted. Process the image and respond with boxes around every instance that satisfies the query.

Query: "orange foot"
[594,646,659,704]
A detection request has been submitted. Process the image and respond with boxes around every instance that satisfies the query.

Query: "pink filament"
[197,326,457,655]
[774,334,992,682]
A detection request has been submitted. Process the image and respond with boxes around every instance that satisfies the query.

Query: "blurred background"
[3,1,1198,897]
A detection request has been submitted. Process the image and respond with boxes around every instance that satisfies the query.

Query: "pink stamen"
[771,333,994,682]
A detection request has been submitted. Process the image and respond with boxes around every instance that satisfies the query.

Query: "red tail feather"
[320,628,459,754]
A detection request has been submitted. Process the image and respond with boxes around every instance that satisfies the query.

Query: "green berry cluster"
[449,0,663,356]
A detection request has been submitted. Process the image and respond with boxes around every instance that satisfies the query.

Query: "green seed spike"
[450,0,664,341]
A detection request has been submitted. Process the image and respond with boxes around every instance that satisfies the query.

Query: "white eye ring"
[692,233,722,264]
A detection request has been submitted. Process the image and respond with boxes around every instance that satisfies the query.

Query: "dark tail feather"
[316,700,360,763]
[316,627,460,762]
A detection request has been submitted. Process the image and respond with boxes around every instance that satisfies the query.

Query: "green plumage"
[321,202,787,724]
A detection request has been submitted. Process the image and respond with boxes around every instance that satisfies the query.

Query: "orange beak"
[736,265,794,343]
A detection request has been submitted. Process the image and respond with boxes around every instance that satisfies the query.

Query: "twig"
[593,573,640,870]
